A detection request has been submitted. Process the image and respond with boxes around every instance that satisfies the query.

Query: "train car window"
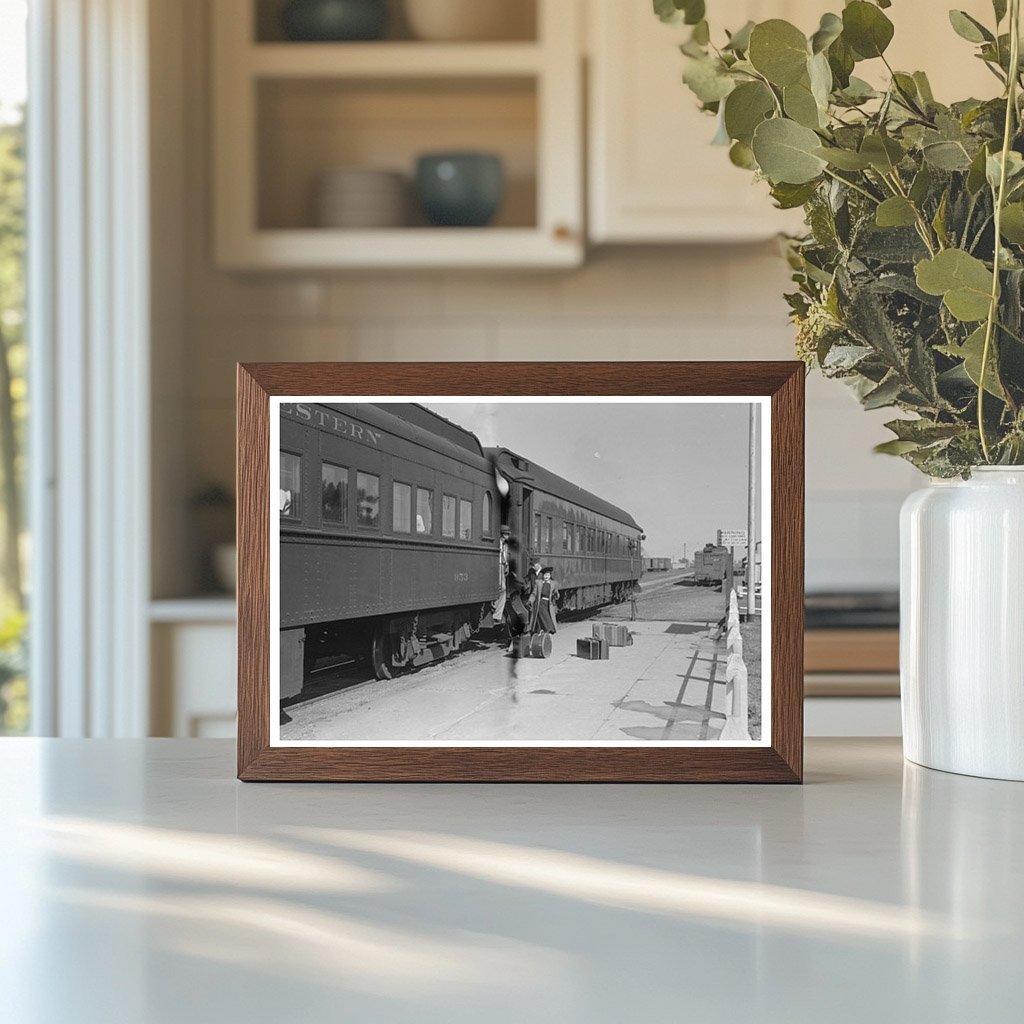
[416,488,433,535]
[482,492,493,537]
[321,462,348,525]
[562,521,571,553]
[280,452,301,519]
[543,515,552,552]
[392,482,412,533]
[442,494,456,537]
[533,513,541,550]
[578,524,586,553]
[356,472,380,528]
[458,499,473,541]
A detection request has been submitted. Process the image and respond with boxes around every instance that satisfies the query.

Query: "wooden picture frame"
[237,362,804,782]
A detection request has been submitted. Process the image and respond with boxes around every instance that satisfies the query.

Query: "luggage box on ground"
[593,623,632,647]
[515,633,552,659]
[577,637,610,660]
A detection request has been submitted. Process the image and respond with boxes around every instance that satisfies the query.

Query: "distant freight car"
[644,557,672,572]
[693,544,731,585]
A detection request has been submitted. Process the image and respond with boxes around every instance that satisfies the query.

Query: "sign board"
[717,529,748,547]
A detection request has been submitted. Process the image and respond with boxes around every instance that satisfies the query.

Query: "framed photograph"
[237,362,804,782]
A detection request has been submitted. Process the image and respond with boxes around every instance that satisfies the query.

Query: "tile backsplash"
[181,246,917,594]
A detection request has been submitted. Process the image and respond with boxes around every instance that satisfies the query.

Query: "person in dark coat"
[497,535,531,650]
[530,567,559,635]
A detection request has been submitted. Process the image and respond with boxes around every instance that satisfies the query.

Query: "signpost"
[717,530,747,547]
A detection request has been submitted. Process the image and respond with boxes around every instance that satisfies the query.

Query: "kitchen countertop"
[1,738,1021,1023]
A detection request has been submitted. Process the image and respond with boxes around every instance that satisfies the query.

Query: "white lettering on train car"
[281,404,381,446]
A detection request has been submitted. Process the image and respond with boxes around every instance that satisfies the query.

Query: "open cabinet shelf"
[249,42,546,77]
[212,0,583,269]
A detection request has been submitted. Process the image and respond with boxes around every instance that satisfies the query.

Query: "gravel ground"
[739,617,762,740]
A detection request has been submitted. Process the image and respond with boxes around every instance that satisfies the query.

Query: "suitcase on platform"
[577,637,609,660]
[593,623,632,647]
[515,633,552,659]
[530,633,552,659]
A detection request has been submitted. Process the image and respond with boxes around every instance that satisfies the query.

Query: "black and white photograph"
[272,397,769,746]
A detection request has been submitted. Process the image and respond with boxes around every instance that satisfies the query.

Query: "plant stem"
[979,0,1021,462]
[884,171,939,254]
[822,167,881,205]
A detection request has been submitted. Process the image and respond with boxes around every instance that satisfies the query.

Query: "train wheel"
[370,620,393,680]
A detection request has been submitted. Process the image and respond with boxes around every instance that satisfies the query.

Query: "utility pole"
[746,404,757,620]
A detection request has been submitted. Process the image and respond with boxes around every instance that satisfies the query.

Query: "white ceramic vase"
[900,467,1024,780]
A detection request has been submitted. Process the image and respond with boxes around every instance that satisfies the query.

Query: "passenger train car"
[279,403,643,697]
[487,447,645,612]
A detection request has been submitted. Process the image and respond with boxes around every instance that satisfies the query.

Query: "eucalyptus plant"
[657,0,1024,475]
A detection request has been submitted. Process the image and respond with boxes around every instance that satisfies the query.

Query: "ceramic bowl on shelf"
[280,0,388,42]
[414,152,504,227]
[315,167,408,229]
[403,0,534,42]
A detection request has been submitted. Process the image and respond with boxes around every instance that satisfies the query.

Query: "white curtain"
[28,0,150,736]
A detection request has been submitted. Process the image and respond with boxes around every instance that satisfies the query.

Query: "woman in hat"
[529,566,560,635]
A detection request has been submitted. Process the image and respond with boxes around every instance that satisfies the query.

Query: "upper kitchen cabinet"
[587,0,810,244]
[211,0,583,269]
[587,0,997,245]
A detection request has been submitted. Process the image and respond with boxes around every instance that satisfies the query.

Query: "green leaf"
[909,164,933,205]
[770,180,820,209]
[993,0,1008,24]
[915,249,994,322]
[751,118,828,184]
[939,325,1006,398]
[842,1,895,59]
[876,197,918,228]
[729,140,757,170]
[967,144,991,193]
[1000,203,1024,244]
[860,133,904,173]
[682,57,736,104]
[923,140,972,171]
[814,146,872,170]
[691,19,710,45]
[986,150,1024,191]
[837,76,879,104]
[748,20,809,86]
[862,374,903,409]
[913,71,935,104]
[875,438,922,455]
[724,20,755,53]
[723,81,775,144]
[810,12,843,54]
[827,35,855,88]
[932,190,950,246]
[808,51,833,109]
[885,418,963,443]
[784,80,824,129]
[948,10,994,44]
[653,0,705,26]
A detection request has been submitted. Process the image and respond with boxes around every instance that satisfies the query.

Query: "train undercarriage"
[281,581,641,698]
[281,601,492,696]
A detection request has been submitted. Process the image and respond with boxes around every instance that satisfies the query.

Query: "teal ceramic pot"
[281,0,388,41]
[415,152,505,227]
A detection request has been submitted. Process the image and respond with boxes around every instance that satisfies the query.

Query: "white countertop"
[1,738,1020,1023]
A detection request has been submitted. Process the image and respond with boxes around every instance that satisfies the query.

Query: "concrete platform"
[281,616,735,744]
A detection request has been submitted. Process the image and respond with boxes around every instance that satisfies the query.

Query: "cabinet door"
[587,0,811,243]
[588,0,995,244]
